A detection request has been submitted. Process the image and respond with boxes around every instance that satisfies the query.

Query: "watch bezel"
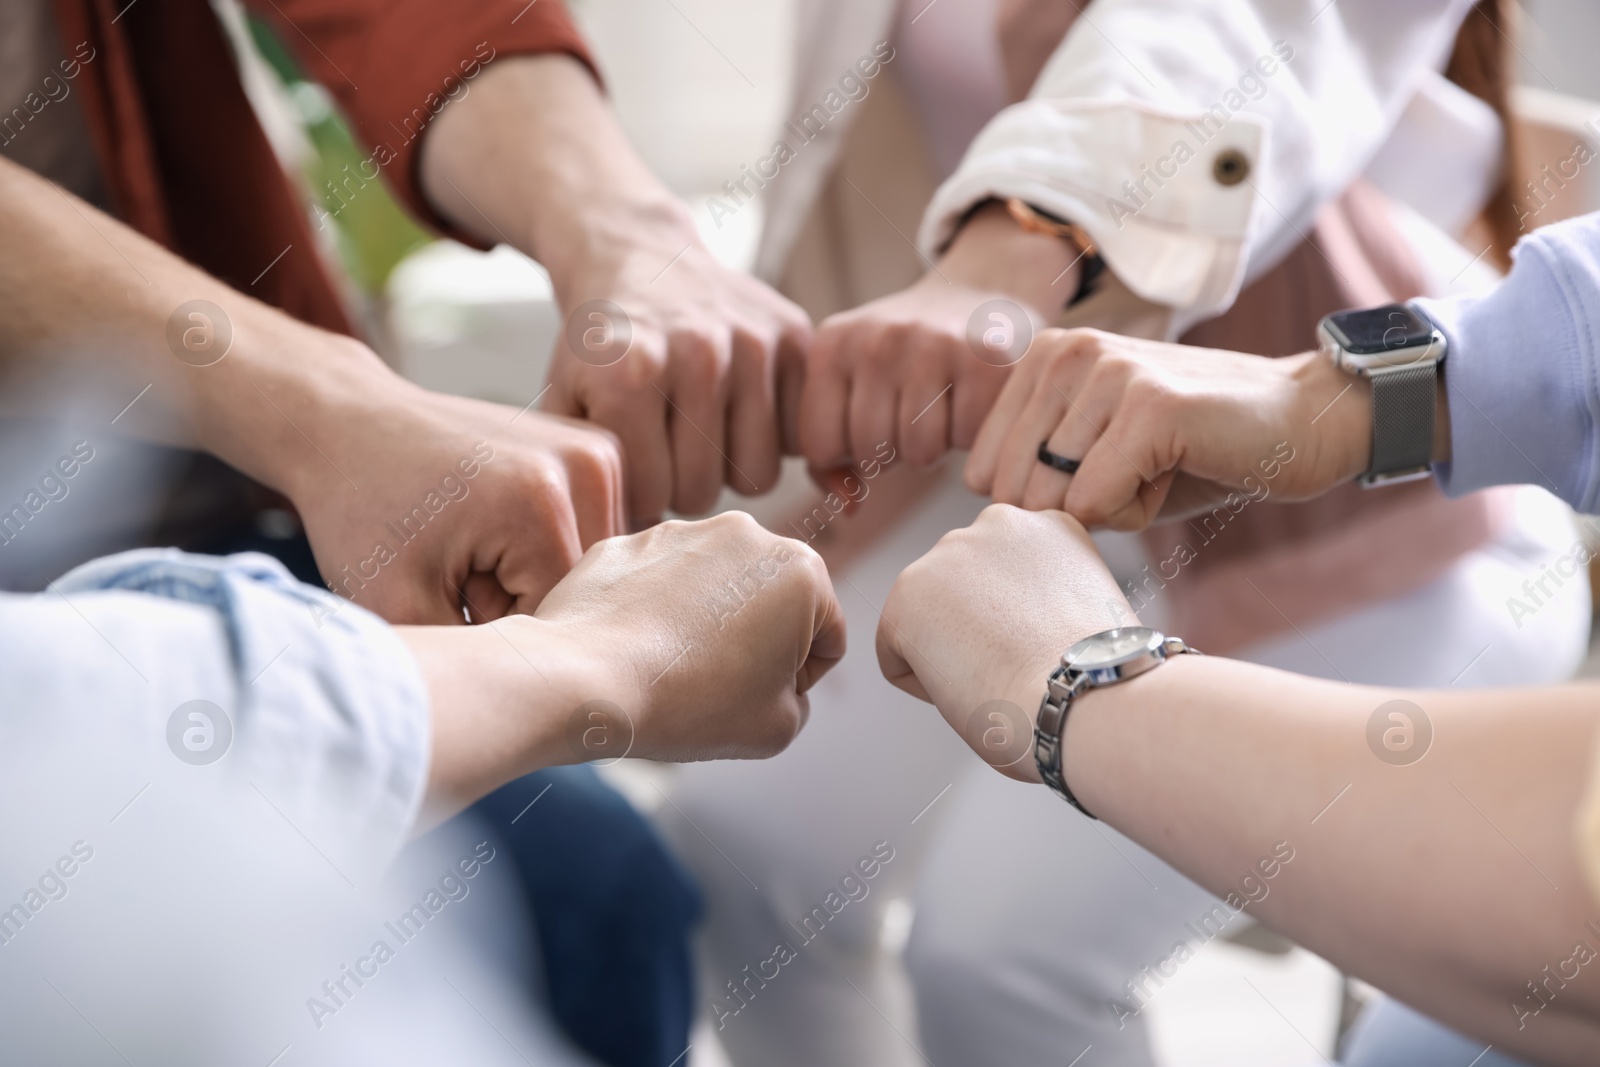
[1317,305,1446,376]
[1062,626,1167,685]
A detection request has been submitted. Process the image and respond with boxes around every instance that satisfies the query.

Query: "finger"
[1099,470,1176,532]
[564,429,626,547]
[1020,384,1117,511]
[799,321,854,468]
[1063,411,1170,530]
[540,363,583,419]
[989,374,1072,505]
[947,359,1010,452]
[898,338,952,467]
[797,551,848,693]
[965,354,1040,492]
[460,570,514,623]
[590,387,672,523]
[847,333,899,464]
[497,472,585,610]
[725,326,782,496]
[777,321,810,457]
[667,331,732,515]
[1159,471,1236,522]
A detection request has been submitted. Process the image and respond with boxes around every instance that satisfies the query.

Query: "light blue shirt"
[1417,211,1600,514]
[0,550,592,1065]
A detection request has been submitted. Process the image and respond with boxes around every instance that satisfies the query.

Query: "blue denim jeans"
[474,766,703,1067]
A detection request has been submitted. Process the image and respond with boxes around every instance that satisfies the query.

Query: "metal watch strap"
[1034,638,1197,820]
[1034,665,1095,817]
[1362,360,1437,487]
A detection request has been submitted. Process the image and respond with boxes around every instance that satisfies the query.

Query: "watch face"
[1064,627,1162,670]
[1324,304,1433,355]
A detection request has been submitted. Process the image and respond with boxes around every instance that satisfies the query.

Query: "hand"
[283,366,624,625]
[533,511,846,762]
[410,511,845,824]
[543,219,811,520]
[799,201,1082,470]
[876,504,1133,781]
[418,54,812,523]
[965,329,1371,530]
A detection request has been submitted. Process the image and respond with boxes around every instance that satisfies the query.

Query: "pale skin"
[401,512,846,832]
[0,155,624,624]
[911,328,1600,1058]
[421,54,813,521]
[799,200,1084,470]
[965,326,1454,529]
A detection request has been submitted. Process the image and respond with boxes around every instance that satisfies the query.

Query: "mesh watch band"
[1362,361,1437,487]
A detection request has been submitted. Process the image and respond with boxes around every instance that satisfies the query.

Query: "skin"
[798,201,1084,470]
[966,326,1454,530]
[421,54,813,521]
[878,504,1600,1067]
[408,512,845,832]
[0,155,623,624]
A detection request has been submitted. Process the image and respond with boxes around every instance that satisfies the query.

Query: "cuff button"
[1213,149,1250,186]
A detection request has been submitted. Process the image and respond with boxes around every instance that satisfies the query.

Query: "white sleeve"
[919,0,1479,317]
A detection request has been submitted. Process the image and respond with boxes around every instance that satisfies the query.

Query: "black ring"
[1037,442,1080,475]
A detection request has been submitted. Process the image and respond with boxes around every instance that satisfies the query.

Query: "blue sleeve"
[1,548,431,873]
[1414,211,1600,513]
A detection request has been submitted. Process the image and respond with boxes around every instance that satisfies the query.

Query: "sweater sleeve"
[243,0,600,247]
[1415,211,1600,514]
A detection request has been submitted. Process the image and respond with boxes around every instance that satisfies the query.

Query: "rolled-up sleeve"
[920,0,1476,318]
[1416,213,1600,513]
[243,0,599,246]
[3,549,430,871]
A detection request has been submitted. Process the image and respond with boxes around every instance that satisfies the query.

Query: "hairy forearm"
[1040,655,1600,1061]
[419,53,695,304]
[0,156,407,499]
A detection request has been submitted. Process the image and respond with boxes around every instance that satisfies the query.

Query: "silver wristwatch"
[1033,626,1198,819]
[1316,301,1446,488]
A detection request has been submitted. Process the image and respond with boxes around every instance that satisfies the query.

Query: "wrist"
[998,613,1144,727]
[940,201,1083,314]
[186,313,399,498]
[1060,652,1206,814]
[410,614,626,826]
[1290,348,1373,485]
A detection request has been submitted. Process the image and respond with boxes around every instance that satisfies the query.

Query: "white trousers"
[660,478,1590,1067]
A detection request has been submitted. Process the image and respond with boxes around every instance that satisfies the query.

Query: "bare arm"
[878,506,1600,1066]
[0,155,624,623]
[420,54,812,521]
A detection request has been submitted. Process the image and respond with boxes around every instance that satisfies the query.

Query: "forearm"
[401,614,616,832]
[0,156,408,499]
[418,53,696,304]
[1046,655,1600,1058]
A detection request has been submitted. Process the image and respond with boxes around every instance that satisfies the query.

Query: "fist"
[799,275,1030,470]
[536,512,847,762]
[877,505,1134,780]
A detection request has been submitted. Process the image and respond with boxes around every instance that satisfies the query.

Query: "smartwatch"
[1033,626,1198,819]
[1316,302,1446,487]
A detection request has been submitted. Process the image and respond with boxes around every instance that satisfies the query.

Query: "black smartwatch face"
[1324,304,1433,355]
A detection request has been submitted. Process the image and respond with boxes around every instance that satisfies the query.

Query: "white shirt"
[758,0,1497,331]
